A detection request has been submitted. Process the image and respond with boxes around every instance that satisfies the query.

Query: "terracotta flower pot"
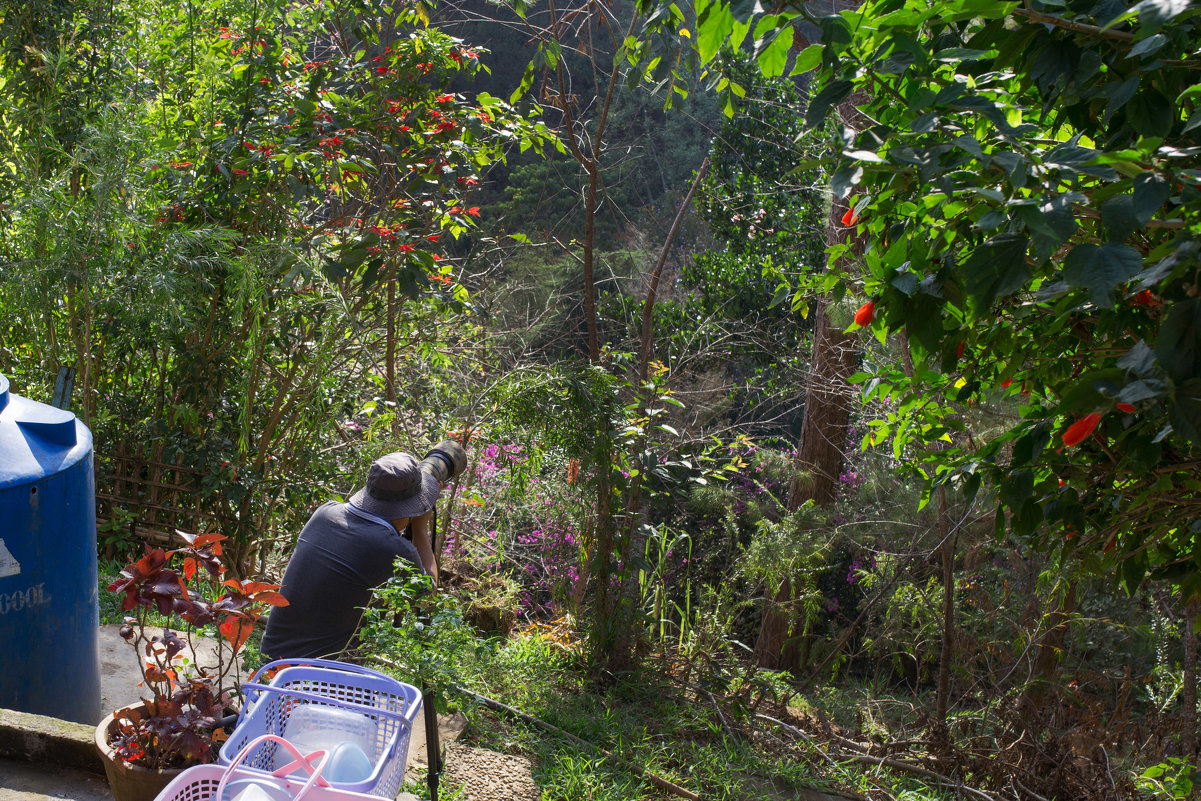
[93,705,187,801]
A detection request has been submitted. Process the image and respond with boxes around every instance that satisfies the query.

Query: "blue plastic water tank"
[0,373,101,724]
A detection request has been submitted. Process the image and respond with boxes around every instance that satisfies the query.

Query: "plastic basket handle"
[240,681,412,724]
[249,658,391,685]
[215,733,331,801]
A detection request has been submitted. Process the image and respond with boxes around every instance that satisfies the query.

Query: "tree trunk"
[536,3,641,675]
[753,294,858,670]
[933,483,956,737]
[1020,581,1077,718]
[385,275,397,409]
[752,54,867,670]
[786,300,858,508]
[1183,596,1199,761]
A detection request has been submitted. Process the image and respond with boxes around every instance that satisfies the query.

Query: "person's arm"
[409,509,438,586]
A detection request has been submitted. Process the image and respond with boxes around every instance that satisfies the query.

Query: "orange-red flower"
[1063,412,1102,447]
[1116,402,1136,413]
[841,208,860,226]
[854,300,875,327]
[1132,289,1160,308]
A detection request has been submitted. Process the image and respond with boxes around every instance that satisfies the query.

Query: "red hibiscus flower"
[1063,413,1102,447]
[854,301,875,327]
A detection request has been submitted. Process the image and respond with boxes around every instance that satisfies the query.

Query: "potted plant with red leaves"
[94,530,287,801]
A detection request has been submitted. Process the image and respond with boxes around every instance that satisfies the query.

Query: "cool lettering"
[0,583,49,614]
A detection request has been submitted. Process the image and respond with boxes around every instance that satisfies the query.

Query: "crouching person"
[261,452,439,661]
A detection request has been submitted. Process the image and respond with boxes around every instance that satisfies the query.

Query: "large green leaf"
[1133,172,1171,223]
[1062,242,1143,308]
[1134,0,1194,31]
[1102,75,1140,125]
[1170,378,1201,446]
[791,43,823,75]
[961,233,1031,315]
[1000,468,1034,510]
[756,25,793,77]
[728,0,759,23]
[1156,298,1201,383]
[831,162,863,199]
[1100,195,1140,242]
[1127,88,1174,137]
[805,79,852,129]
[696,0,734,64]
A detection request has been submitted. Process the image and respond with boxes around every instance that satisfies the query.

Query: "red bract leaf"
[174,597,215,627]
[161,630,187,659]
[214,594,255,616]
[219,616,254,653]
[840,208,860,226]
[854,301,875,327]
[956,340,966,359]
[1117,402,1136,413]
[148,571,188,600]
[1063,412,1102,447]
[1000,378,1013,388]
[255,591,289,607]
[133,548,169,579]
[107,575,134,594]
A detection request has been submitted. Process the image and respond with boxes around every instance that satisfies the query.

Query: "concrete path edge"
[0,706,104,773]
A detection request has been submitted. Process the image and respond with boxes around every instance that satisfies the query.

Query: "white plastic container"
[323,742,374,784]
[273,705,377,771]
[223,778,293,801]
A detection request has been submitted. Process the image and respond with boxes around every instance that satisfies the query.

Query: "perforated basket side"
[152,765,225,801]
[269,665,421,719]
[219,683,413,796]
[152,760,404,801]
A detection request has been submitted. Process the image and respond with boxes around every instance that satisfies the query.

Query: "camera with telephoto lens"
[418,440,468,483]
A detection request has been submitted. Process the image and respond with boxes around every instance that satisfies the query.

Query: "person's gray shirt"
[260,501,422,660]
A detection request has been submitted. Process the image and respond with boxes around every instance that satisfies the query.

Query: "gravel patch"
[442,744,540,801]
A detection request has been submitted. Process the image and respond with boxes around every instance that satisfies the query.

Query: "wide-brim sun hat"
[349,452,439,521]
